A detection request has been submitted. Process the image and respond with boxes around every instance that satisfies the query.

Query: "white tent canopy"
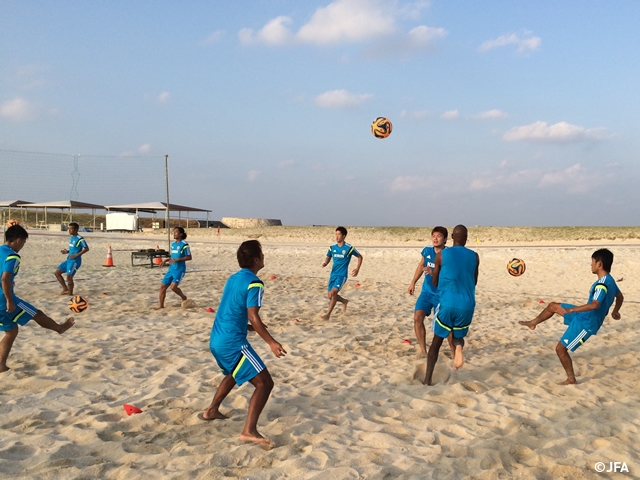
[18,200,105,227]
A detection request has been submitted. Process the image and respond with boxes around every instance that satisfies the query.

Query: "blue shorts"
[433,306,474,339]
[559,303,593,352]
[162,270,185,286]
[210,342,266,386]
[415,292,437,316]
[328,275,347,292]
[57,259,81,277]
[0,297,37,331]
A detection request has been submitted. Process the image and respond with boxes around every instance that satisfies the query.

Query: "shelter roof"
[105,202,211,213]
[0,200,33,207]
[24,200,105,210]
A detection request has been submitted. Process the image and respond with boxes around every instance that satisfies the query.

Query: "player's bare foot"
[200,410,228,421]
[58,318,75,334]
[341,299,349,313]
[0,365,9,373]
[557,377,577,385]
[453,345,464,370]
[518,320,536,330]
[155,305,165,310]
[414,351,427,359]
[59,290,69,296]
[320,313,330,320]
[240,432,274,448]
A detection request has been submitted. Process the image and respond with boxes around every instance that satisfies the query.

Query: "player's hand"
[269,341,287,358]
[555,307,568,316]
[61,249,68,254]
[69,254,77,259]
[612,311,621,320]
[408,283,415,295]
[6,300,15,313]
[351,268,359,277]
[321,262,328,268]
[423,266,433,275]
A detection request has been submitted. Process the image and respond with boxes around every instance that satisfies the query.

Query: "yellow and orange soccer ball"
[371,117,392,139]
[507,258,526,277]
[68,295,89,313]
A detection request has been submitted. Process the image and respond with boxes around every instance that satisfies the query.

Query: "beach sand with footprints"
[1,227,639,479]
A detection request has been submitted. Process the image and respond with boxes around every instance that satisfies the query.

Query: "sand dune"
[0,229,638,479]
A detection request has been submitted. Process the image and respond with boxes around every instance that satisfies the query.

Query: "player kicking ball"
[519,249,623,385]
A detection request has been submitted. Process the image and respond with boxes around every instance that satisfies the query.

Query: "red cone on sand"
[294,318,300,322]
[123,404,143,415]
[154,246,163,265]
[355,283,361,288]
[270,275,276,280]
[402,339,412,344]
[103,246,115,267]
[206,307,215,313]
[539,300,545,304]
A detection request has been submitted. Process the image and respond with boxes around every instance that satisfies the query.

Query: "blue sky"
[1,1,639,226]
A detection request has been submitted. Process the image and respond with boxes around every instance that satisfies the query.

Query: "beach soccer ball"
[68,295,89,313]
[507,258,526,277]
[371,117,392,139]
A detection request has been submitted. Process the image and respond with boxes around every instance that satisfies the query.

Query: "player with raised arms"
[202,240,286,447]
[408,226,451,359]
[321,226,363,320]
[519,248,623,385]
[1,225,75,373]
[157,227,192,309]
[54,222,89,296]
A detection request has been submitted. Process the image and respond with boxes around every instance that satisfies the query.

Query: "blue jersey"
[68,235,88,264]
[438,246,477,311]
[210,269,264,348]
[168,240,191,273]
[584,274,620,334]
[327,242,360,278]
[420,246,445,298]
[0,244,21,310]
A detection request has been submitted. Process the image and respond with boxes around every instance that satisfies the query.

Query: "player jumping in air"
[519,248,623,385]
[321,226,363,320]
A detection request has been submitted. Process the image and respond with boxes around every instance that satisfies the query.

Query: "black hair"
[431,226,448,238]
[5,225,29,243]
[336,226,348,237]
[592,248,614,272]
[237,240,262,268]
[69,222,79,230]
[174,226,187,240]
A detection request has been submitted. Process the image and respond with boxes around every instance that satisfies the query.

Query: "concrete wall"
[221,217,282,228]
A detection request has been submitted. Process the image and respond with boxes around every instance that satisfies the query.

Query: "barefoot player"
[519,248,623,385]
[408,226,451,359]
[1,225,75,373]
[54,222,89,295]
[321,226,363,320]
[424,225,479,386]
[158,227,192,308]
[203,240,286,447]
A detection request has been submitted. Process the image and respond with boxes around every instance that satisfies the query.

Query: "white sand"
[1,229,639,479]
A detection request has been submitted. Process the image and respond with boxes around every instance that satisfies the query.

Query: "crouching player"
[1,225,75,373]
[519,249,623,385]
[202,240,286,447]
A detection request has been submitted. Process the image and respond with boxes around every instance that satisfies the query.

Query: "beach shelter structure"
[0,200,33,228]
[105,202,211,226]
[21,200,105,229]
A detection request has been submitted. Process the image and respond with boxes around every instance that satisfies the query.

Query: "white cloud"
[138,144,151,154]
[247,170,260,182]
[315,89,373,109]
[398,0,431,20]
[203,30,225,45]
[479,31,541,53]
[440,109,459,120]
[278,159,296,169]
[503,121,613,144]
[0,98,36,121]
[390,175,426,192]
[401,109,428,120]
[406,25,447,47]
[537,163,606,194]
[469,109,508,120]
[157,91,171,104]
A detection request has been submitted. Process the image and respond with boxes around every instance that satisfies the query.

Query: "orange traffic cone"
[154,245,163,265]
[103,246,115,267]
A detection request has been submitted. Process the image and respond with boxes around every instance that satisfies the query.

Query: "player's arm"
[557,300,601,316]
[611,291,624,320]
[408,257,425,295]
[2,271,15,313]
[71,246,89,259]
[321,250,331,268]
[351,253,363,276]
[248,306,286,357]
[474,252,480,286]
[431,252,442,287]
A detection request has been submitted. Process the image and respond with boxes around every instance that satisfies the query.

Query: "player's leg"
[452,336,465,370]
[202,374,235,420]
[54,267,68,294]
[413,309,428,358]
[241,369,275,446]
[66,274,75,296]
[335,294,349,313]
[555,342,577,385]
[158,272,173,308]
[32,310,75,334]
[322,287,340,320]
[519,302,566,330]
[0,326,19,372]
[424,334,444,386]
[555,319,589,385]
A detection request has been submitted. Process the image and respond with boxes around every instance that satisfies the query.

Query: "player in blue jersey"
[424,225,479,386]
[408,226,450,359]
[203,240,286,447]
[519,248,624,385]
[54,222,89,295]
[321,226,363,320]
[157,227,192,309]
[1,225,75,373]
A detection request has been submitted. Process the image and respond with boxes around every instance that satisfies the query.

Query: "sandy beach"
[1,227,639,479]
